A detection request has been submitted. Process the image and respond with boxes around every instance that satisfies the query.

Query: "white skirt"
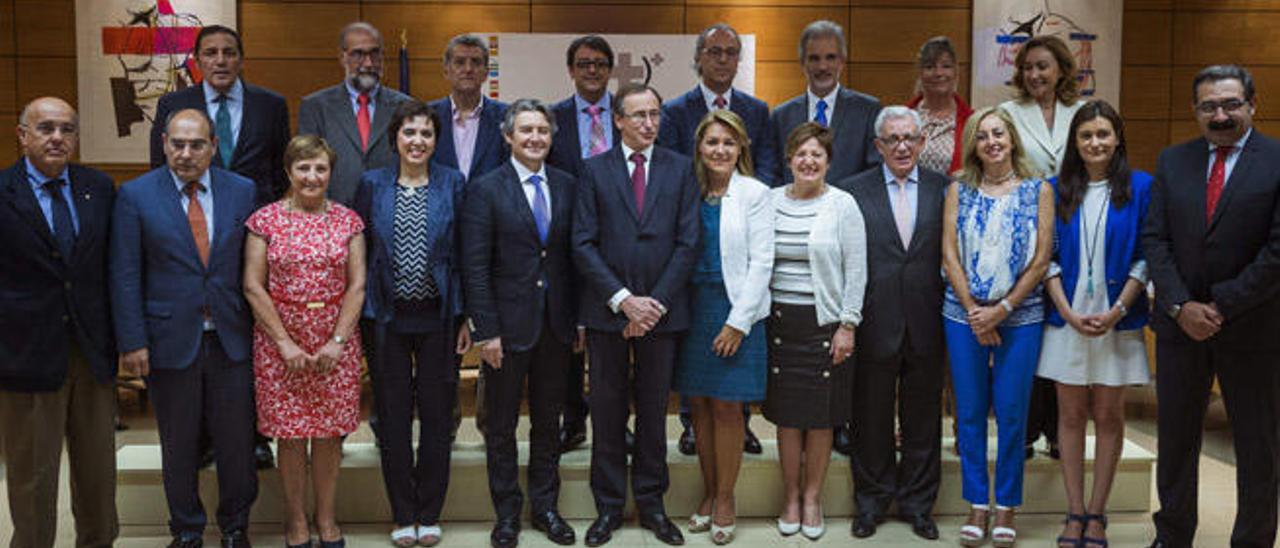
[1037,323,1150,386]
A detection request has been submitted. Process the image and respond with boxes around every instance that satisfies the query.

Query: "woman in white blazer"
[674,109,774,545]
[999,35,1086,178]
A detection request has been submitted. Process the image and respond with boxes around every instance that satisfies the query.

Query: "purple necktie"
[630,152,646,216]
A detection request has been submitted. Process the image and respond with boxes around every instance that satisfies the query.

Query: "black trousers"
[483,323,571,519]
[1025,376,1058,448]
[587,330,677,516]
[1153,337,1280,548]
[148,332,258,538]
[370,327,455,526]
[850,347,943,518]
[563,350,589,428]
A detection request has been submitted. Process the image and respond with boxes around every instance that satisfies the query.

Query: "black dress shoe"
[531,511,575,545]
[851,514,879,538]
[743,427,763,455]
[199,448,215,469]
[639,513,685,546]
[905,514,939,540]
[490,518,520,548]
[677,426,696,456]
[559,423,587,454]
[624,428,637,456]
[1147,540,1168,548]
[833,425,853,456]
[220,530,251,548]
[254,441,275,470]
[168,536,203,548]
[585,514,624,547]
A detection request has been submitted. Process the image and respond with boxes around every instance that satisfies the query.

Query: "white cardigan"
[999,98,1084,177]
[717,172,775,335]
[770,185,867,327]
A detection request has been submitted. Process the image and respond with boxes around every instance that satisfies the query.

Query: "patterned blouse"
[943,178,1045,326]
[917,106,956,174]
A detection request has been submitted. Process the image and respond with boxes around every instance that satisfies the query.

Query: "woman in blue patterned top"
[941,106,1054,548]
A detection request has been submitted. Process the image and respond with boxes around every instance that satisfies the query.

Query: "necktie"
[814,99,829,127]
[894,179,913,248]
[713,95,727,110]
[630,152,647,216]
[529,174,550,244]
[357,93,372,152]
[44,178,75,260]
[214,94,234,168]
[1206,146,1233,221]
[185,181,210,266]
[586,105,608,157]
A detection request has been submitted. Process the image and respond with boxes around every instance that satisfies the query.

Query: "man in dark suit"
[297,21,411,205]
[546,34,621,453]
[430,34,510,181]
[463,99,581,548]
[150,25,289,208]
[112,109,259,548]
[0,97,118,548]
[1141,64,1280,548]
[573,84,699,547]
[658,23,773,457]
[770,19,880,455]
[834,106,945,541]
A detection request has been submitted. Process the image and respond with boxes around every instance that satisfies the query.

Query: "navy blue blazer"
[150,82,291,207]
[572,145,700,333]
[547,95,621,178]
[0,160,116,391]
[461,162,578,350]
[353,163,467,326]
[1048,171,1152,330]
[429,97,510,181]
[658,87,779,186]
[110,167,256,368]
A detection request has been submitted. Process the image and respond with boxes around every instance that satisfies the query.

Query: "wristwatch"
[1166,303,1182,319]
[839,321,856,331]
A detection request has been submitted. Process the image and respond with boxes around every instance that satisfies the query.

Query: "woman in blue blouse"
[352,100,472,547]
[941,106,1054,547]
[1039,100,1150,548]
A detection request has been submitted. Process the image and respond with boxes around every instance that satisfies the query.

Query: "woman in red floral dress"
[243,135,367,548]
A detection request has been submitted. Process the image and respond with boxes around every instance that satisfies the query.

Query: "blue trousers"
[944,319,1042,507]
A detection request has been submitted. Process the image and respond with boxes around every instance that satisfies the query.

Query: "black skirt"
[763,302,852,429]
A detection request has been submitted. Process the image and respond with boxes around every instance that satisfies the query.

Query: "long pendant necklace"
[1082,191,1110,298]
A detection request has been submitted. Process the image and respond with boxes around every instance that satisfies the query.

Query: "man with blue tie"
[547,34,619,453]
[463,99,581,548]
[113,109,259,548]
[430,34,511,181]
[0,97,118,548]
[574,84,699,547]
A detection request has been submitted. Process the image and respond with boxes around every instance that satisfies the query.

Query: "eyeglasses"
[344,47,382,61]
[701,47,740,59]
[574,59,610,71]
[1196,99,1247,115]
[23,122,78,137]
[624,109,662,123]
[877,134,923,148]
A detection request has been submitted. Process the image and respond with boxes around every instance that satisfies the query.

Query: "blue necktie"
[215,95,234,168]
[814,99,829,127]
[529,174,550,244]
[45,178,75,260]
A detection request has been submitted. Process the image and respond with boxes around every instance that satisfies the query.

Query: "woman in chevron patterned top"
[353,100,471,547]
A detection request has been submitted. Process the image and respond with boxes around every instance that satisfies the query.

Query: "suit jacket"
[110,167,256,369]
[150,82,290,207]
[572,145,700,333]
[461,162,578,350]
[771,87,881,186]
[429,97,510,181]
[1141,130,1280,351]
[657,86,780,185]
[297,83,412,205]
[834,166,946,362]
[0,161,116,391]
[353,163,467,326]
[1000,98,1084,177]
[547,95,621,178]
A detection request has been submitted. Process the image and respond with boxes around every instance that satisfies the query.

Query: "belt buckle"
[306,301,325,309]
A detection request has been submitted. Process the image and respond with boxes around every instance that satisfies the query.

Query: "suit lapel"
[1,163,58,251]
[375,170,397,260]
[908,175,943,256]
[368,89,397,155]
[549,170,572,236]
[830,89,853,142]
[472,103,498,175]
[434,101,458,169]
[208,170,237,269]
[638,152,664,227]
[501,164,540,238]
[328,87,363,155]
[1012,101,1055,163]
[1209,134,1257,233]
[230,85,255,164]
[607,149,641,223]
[157,171,205,270]
[67,168,101,260]
[864,173,907,254]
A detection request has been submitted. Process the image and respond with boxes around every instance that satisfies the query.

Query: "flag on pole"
[398,29,410,94]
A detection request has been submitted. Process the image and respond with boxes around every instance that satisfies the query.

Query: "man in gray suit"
[771,20,881,188]
[297,21,411,206]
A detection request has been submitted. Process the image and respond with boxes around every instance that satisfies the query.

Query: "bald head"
[163,108,217,182]
[17,97,79,177]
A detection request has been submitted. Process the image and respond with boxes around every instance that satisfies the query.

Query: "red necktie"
[713,96,727,110]
[1206,146,1233,221]
[184,181,210,266]
[357,93,371,152]
[630,152,646,216]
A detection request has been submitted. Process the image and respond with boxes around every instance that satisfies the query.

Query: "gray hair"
[694,23,741,60]
[339,21,383,50]
[501,98,557,137]
[798,20,846,62]
[873,106,922,137]
[444,34,489,65]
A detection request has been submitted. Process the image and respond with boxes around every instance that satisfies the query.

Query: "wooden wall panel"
[383,57,453,101]
[689,0,843,5]
[0,57,16,114]
[531,0,680,4]
[1121,10,1171,66]
[684,6,850,63]
[849,7,970,64]
[14,0,74,57]
[240,2,359,59]
[1169,66,1280,118]
[850,0,968,5]
[0,0,15,57]
[1172,10,1280,66]
[1120,66,1171,120]
[363,4,531,52]
[1126,120,1169,171]
[754,61,805,107]
[246,59,342,130]
[531,5,682,34]
[847,63,970,106]
[1127,0,1173,8]
[0,114,17,166]
[16,57,75,108]
[1174,0,1280,9]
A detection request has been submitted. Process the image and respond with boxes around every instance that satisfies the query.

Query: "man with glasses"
[1142,64,1280,548]
[429,34,510,181]
[112,109,259,548]
[573,84,699,547]
[833,106,947,541]
[298,21,411,206]
[0,97,119,548]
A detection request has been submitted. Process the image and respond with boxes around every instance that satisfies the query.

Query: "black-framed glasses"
[1196,99,1247,115]
[877,134,923,148]
[574,59,611,71]
[345,47,382,60]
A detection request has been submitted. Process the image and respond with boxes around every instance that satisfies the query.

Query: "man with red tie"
[1141,64,1280,548]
